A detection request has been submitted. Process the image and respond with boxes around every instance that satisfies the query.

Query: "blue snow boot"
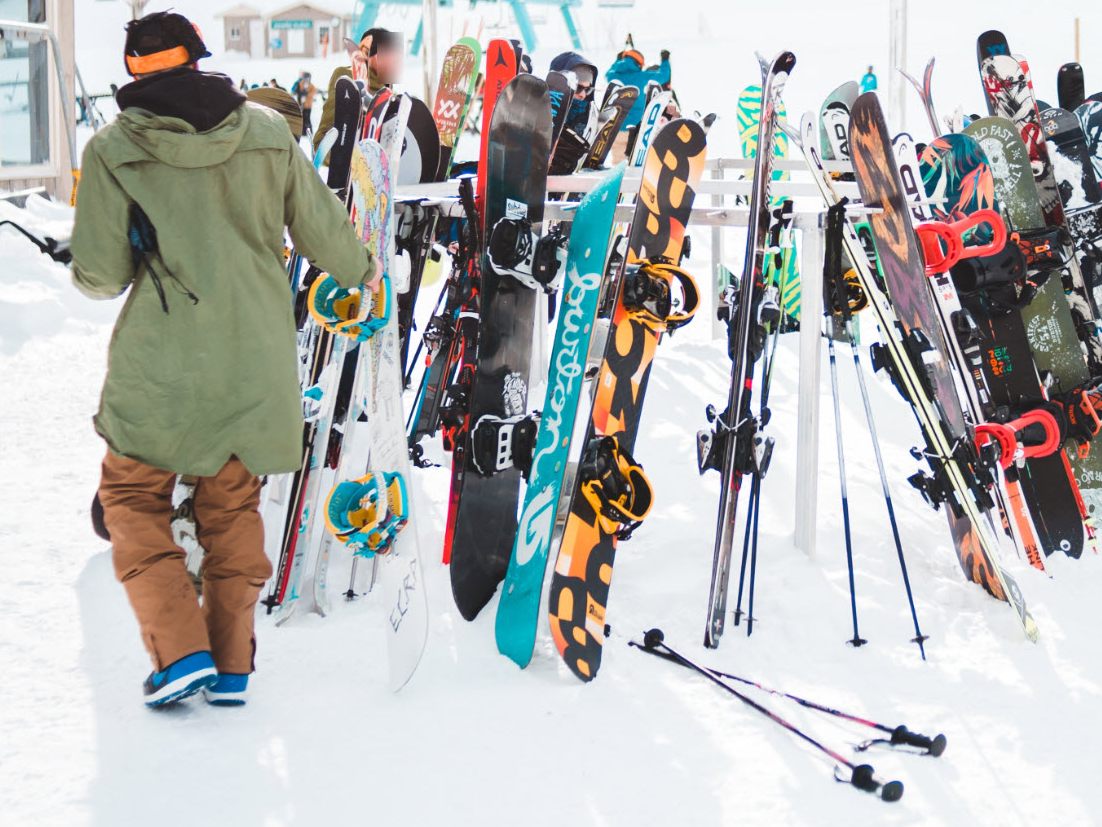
[143,651,218,708]
[204,673,249,707]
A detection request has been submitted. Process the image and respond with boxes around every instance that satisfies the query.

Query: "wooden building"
[0,0,77,204]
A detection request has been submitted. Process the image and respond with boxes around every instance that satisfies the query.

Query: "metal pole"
[888,0,908,131]
[1075,17,1080,63]
[793,215,823,557]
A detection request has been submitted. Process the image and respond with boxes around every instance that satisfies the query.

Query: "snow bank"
[0,195,118,355]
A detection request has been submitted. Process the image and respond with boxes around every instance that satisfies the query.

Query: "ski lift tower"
[354,1,582,56]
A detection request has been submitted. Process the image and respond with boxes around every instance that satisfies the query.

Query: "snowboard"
[346,139,429,689]
[476,39,519,210]
[432,37,481,180]
[1075,100,1102,182]
[919,131,1085,560]
[978,32,1102,374]
[1058,62,1086,112]
[495,164,626,668]
[549,118,707,679]
[582,85,639,169]
[1040,106,1102,211]
[847,92,1037,639]
[965,116,1102,529]
[449,74,553,620]
[387,95,440,186]
[547,70,575,152]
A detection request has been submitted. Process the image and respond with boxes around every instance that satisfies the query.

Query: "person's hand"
[660,50,670,62]
[365,253,383,291]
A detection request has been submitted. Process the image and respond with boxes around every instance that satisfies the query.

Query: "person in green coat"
[71,11,378,708]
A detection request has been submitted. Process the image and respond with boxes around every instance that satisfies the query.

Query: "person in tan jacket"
[313,27,404,154]
[73,11,377,709]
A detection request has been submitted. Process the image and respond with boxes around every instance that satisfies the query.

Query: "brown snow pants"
[98,450,271,674]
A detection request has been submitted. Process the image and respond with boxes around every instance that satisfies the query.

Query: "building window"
[229,25,241,41]
[0,0,50,167]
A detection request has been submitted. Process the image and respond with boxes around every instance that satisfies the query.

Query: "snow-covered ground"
[4,1,1102,824]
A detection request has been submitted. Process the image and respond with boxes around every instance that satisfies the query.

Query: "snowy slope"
[4,1,1102,824]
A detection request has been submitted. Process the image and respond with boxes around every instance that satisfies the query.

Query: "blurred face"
[370,42,404,84]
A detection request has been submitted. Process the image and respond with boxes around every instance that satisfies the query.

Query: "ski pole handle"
[839,764,904,802]
[890,725,948,757]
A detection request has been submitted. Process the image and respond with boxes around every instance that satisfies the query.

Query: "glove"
[550,128,590,175]
[660,50,670,62]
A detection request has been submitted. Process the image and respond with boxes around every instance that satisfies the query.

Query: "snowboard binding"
[974,408,1062,470]
[307,273,392,341]
[578,435,653,539]
[323,471,409,556]
[487,216,569,292]
[621,260,700,331]
[470,412,541,477]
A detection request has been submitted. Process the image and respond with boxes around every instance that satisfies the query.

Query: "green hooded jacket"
[72,97,375,477]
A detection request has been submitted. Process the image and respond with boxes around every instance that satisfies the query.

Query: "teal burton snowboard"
[494,164,627,668]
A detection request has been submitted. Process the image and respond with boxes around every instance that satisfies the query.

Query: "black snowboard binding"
[487,216,569,292]
[470,412,541,478]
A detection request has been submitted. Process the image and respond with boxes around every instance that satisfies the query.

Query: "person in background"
[604,47,671,162]
[268,77,285,90]
[861,65,878,93]
[550,50,598,134]
[291,70,317,138]
[547,50,599,174]
[313,27,403,154]
[238,78,247,91]
[71,11,378,710]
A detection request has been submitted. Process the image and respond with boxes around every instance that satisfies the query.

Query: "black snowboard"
[547,70,574,152]
[449,74,553,620]
[1058,62,1085,112]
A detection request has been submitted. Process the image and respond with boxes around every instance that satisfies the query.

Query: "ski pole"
[732,463,758,626]
[630,633,945,756]
[848,326,928,658]
[828,333,866,648]
[632,629,905,800]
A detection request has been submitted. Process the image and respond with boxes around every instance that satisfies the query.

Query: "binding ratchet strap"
[323,472,409,556]
[915,209,1007,275]
[621,261,700,330]
[1059,382,1102,457]
[580,436,654,539]
[974,408,1062,470]
[307,274,391,340]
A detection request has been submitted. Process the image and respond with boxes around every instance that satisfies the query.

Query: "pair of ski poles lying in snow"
[630,628,948,803]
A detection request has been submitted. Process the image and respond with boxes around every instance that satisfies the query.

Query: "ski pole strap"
[822,200,869,319]
[579,435,654,539]
[916,209,1007,275]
